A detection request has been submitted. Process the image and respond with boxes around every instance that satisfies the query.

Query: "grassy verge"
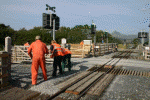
[118,44,127,49]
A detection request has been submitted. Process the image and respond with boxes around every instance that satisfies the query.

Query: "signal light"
[42,13,59,30]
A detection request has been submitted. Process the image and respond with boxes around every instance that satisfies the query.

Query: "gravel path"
[100,75,150,100]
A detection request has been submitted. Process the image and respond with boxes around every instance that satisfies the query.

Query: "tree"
[0,24,15,49]
[132,38,140,48]
[0,24,123,47]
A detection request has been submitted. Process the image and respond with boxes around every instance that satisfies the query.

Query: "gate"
[11,45,52,63]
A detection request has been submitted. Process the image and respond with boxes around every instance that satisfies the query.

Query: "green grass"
[118,44,127,49]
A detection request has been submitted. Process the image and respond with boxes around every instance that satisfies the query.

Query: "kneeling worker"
[28,36,49,85]
[62,47,72,71]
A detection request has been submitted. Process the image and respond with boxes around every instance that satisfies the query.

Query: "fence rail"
[11,43,117,63]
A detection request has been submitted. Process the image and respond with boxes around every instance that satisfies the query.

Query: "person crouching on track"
[28,36,49,85]
[50,40,63,77]
[62,47,72,72]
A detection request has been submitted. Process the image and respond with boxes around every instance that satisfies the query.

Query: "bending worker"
[28,36,49,85]
[50,40,63,77]
[62,47,72,72]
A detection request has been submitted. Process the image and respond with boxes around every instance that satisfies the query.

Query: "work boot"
[68,67,71,71]
[32,84,37,86]
[28,84,37,89]
[58,71,64,75]
[52,73,57,77]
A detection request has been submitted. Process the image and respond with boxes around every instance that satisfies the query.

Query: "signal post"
[42,4,60,40]
[91,20,96,56]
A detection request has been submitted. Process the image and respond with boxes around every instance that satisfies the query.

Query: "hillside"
[111,30,137,40]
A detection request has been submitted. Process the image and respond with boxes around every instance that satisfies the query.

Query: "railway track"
[47,50,133,100]
[1,50,149,100]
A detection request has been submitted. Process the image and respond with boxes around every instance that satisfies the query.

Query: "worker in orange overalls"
[62,48,72,72]
[28,36,49,85]
[24,41,30,50]
[80,41,84,47]
[50,40,63,77]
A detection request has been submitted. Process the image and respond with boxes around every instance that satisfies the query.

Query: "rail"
[47,50,132,100]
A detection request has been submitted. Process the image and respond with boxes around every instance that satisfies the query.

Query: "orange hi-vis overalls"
[50,43,63,76]
[24,42,30,50]
[62,48,72,55]
[62,48,72,71]
[80,41,84,46]
[28,40,49,85]
[51,43,63,57]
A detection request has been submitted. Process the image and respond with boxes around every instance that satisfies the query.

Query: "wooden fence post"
[82,44,85,58]
[145,50,147,60]
[108,44,109,53]
[103,44,104,54]
[14,46,17,62]
[112,44,113,52]
[98,43,101,56]
[92,43,94,56]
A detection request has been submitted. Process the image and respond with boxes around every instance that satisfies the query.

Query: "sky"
[0,0,150,35]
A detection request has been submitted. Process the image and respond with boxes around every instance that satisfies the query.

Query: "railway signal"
[42,4,60,40]
[138,30,148,46]
[138,32,148,38]
[42,13,59,30]
[105,30,108,46]
[105,31,107,38]
[42,13,50,29]
[53,15,60,30]
[91,22,96,34]
[91,20,96,56]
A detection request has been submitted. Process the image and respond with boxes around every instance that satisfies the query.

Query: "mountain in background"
[111,30,138,40]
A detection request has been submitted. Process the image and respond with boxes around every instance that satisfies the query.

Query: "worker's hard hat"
[35,36,41,40]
